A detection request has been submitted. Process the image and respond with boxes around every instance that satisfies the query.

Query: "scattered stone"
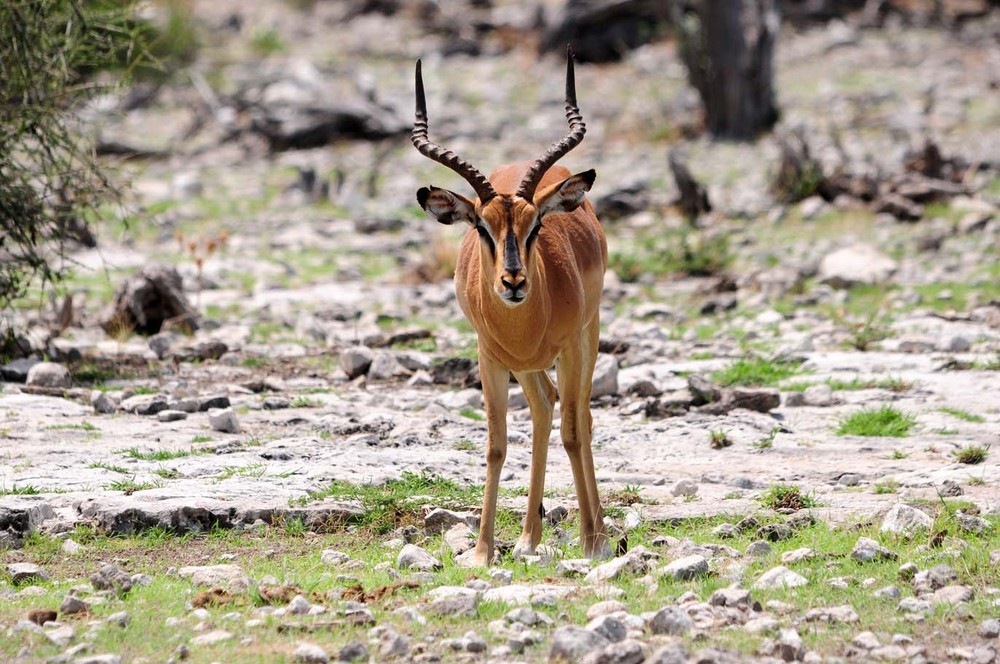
[157,409,188,422]
[60,595,90,615]
[898,597,932,615]
[661,555,708,581]
[338,640,368,662]
[74,656,123,664]
[26,362,71,388]
[818,243,897,288]
[340,346,373,379]
[586,614,627,643]
[646,643,691,664]
[854,631,881,649]
[208,407,241,433]
[805,604,859,623]
[549,626,611,661]
[879,504,933,536]
[90,564,134,595]
[583,638,647,664]
[980,619,1000,639]
[557,559,592,577]
[119,393,169,416]
[585,553,646,583]
[926,563,957,589]
[7,563,49,584]
[754,566,808,589]
[802,384,834,406]
[709,587,750,608]
[591,353,620,398]
[956,512,991,534]
[851,537,897,563]
[649,606,693,636]
[671,479,698,497]
[176,565,249,592]
[1,358,39,382]
[745,616,779,634]
[424,508,479,535]
[898,562,918,580]
[320,550,350,566]
[781,547,817,564]
[931,584,973,605]
[428,592,478,617]
[45,623,75,647]
[91,390,119,414]
[874,585,901,599]
[293,642,330,663]
[397,544,441,572]
[190,629,234,646]
[777,627,805,662]
[746,541,773,558]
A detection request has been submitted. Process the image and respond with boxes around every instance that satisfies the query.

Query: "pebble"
[340,346,373,379]
[880,504,933,536]
[26,361,71,388]
[660,554,708,581]
[292,642,329,663]
[852,537,897,563]
[753,566,808,589]
[396,544,442,572]
[208,407,241,433]
[549,626,611,660]
[648,606,693,636]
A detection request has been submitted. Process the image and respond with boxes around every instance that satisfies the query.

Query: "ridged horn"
[515,45,587,202]
[411,59,497,204]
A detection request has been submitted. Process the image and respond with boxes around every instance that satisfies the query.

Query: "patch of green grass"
[117,447,208,461]
[0,484,43,496]
[250,28,286,55]
[130,386,159,396]
[836,406,918,437]
[888,449,910,460]
[106,478,163,493]
[453,439,477,452]
[953,445,989,465]
[606,483,645,506]
[709,429,732,449]
[938,407,985,423]
[785,375,913,393]
[192,435,213,444]
[152,467,180,480]
[873,479,899,494]
[753,427,780,450]
[712,356,806,387]
[89,462,129,474]
[758,483,819,510]
[295,470,483,535]
[458,407,484,422]
[46,421,100,431]
[215,463,267,482]
[290,396,322,408]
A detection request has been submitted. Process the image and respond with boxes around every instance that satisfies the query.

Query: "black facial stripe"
[476,225,496,255]
[503,227,522,274]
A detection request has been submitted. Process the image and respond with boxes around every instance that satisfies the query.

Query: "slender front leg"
[556,317,609,559]
[458,352,511,568]
[512,369,557,558]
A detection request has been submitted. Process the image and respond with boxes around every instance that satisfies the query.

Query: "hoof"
[455,548,491,568]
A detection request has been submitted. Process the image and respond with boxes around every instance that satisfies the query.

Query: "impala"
[411,48,609,567]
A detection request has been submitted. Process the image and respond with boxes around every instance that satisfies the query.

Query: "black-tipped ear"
[416,186,477,226]
[416,187,431,210]
[534,169,597,218]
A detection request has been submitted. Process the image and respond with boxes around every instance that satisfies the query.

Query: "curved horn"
[516,45,587,202]
[412,59,497,204]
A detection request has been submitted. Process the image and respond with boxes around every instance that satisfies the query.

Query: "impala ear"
[416,186,477,225]
[534,169,596,218]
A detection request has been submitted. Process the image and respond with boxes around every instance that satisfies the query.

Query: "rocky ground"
[1,1,999,662]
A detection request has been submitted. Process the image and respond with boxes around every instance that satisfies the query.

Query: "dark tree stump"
[102,265,198,337]
[673,0,780,140]
[669,153,712,223]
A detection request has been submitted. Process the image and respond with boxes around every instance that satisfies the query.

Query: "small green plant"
[873,479,899,494]
[0,484,42,496]
[250,28,286,55]
[844,313,891,351]
[118,447,203,461]
[46,421,99,431]
[152,467,180,480]
[888,449,910,459]
[458,407,485,422]
[759,484,819,510]
[953,445,989,465]
[753,427,781,450]
[453,439,477,452]
[607,483,644,506]
[709,429,732,449]
[89,462,129,474]
[836,406,917,437]
[938,407,985,423]
[192,435,213,444]
[290,396,321,409]
[106,478,162,493]
[712,356,805,387]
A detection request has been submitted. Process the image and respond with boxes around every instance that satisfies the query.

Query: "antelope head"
[412,48,596,306]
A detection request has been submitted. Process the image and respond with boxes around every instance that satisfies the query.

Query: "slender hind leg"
[512,369,557,558]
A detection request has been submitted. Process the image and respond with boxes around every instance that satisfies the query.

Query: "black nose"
[501,277,520,292]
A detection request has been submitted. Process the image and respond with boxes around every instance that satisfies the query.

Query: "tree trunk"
[673,0,780,140]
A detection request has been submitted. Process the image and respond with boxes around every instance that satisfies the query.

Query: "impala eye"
[475,225,496,255]
[526,223,542,250]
